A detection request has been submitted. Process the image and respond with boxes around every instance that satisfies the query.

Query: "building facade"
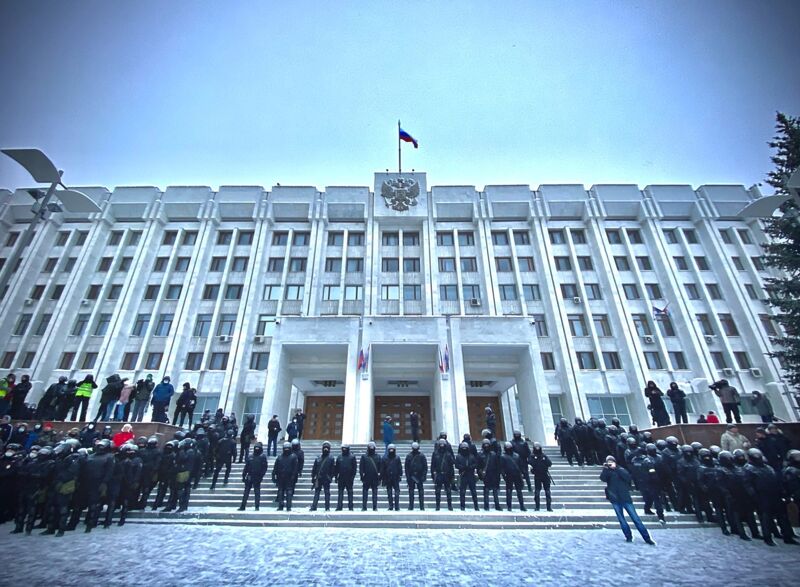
[0,172,795,443]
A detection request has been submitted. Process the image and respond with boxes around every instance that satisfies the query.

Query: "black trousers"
[362,481,379,510]
[757,499,795,543]
[241,478,262,509]
[337,481,354,510]
[407,481,425,510]
[239,442,250,463]
[483,483,501,510]
[386,481,400,510]
[459,475,479,510]
[534,477,551,510]
[434,476,453,509]
[276,484,293,510]
[505,477,526,511]
[722,403,741,424]
[311,482,331,510]
[70,396,90,421]
[642,486,664,520]
[672,404,688,424]
[211,460,232,487]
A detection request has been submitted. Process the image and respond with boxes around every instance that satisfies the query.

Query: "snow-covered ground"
[1,524,796,586]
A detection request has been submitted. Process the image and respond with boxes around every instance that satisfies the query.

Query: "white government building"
[0,172,796,443]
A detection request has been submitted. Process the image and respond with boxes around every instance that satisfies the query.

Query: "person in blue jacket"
[150,376,174,423]
[382,416,395,457]
[601,455,656,545]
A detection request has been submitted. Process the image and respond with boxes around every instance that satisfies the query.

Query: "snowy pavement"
[1,524,796,586]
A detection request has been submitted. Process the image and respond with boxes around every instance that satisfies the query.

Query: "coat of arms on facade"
[381,177,420,212]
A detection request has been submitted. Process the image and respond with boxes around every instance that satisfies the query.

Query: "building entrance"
[373,396,431,441]
[303,396,345,440]
[467,396,505,441]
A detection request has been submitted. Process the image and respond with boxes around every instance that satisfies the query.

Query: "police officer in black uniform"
[381,443,403,511]
[310,441,335,511]
[272,442,298,511]
[334,444,357,511]
[456,441,479,511]
[359,441,382,511]
[239,442,269,511]
[405,442,427,511]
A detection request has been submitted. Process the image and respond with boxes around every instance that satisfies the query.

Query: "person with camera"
[710,379,741,424]
[601,455,656,545]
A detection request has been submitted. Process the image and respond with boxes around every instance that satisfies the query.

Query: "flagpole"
[398,120,401,174]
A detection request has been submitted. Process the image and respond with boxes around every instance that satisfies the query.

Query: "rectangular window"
[737,229,752,244]
[440,285,459,301]
[518,257,535,272]
[522,284,540,301]
[571,229,587,244]
[632,314,652,336]
[237,231,253,246]
[459,257,477,272]
[606,229,622,244]
[719,229,732,244]
[673,256,688,270]
[29,284,43,300]
[14,314,32,336]
[182,231,198,246]
[734,352,751,369]
[327,232,343,246]
[162,230,177,245]
[585,283,602,300]
[346,258,363,272]
[382,232,399,246]
[458,231,475,246]
[152,257,168,272]
[627,229,643,244]
[72,314,90,336]
[231,257,248,272]
[145,352,163,370]
[165,284,182,300]
[603,352,622,370]
[293,232,310,246]
[463,284,480,301]
[256,315,277,337]
[34,313,51,336]
[284,285,304,300]
[116,257,131,272]
[696,313,714,335]
[61,257,76,272]
[593,314,612,336]
[403,232,420,246]
[383,258,400,272]
[49,283,67,300]
[21,352,35,369]
[623,284,640,300]
[139,285,157,301]
[663,229,677,244]
[706,283,722,300]
[549,230,566,244]
[217,231,233,245]
[718,313,739,336]
[344,285,363,301]
[43,257,57,273]
[216,314,237,336]
[86,284,101,300]
[438,257,455,272]
[614,256,630,271]
[209,353,229,370]
[267,258,284,272]
[636,256,652,271]
[645,283,662,299]
[495,257,513,272]
[759,314,778,336]
[492,231,509,246]
[132,314,150,336]
[577,256,593,271]
[5,232,19,247]
[381,285,399,301]
[532,315,548,337]
[94,313,112,336]
[325,258,342,272]
[711,352,728,369]
[404,258,421,272]
[499,284,517,301]
[745,284,759,300]
[56,231,70,246]
[403,284,422,301]
[684,283,700,300]
[250,352,270,370]
[751,256,765,271]
[174,257,190,272]
[656,315,676,337]
[273,232,289,246]
[127,231,141,246]
[560,283,578,299]
[185,353,203,370]
[683,229,698,244]
[263,285,281,301]
[568,314,588,336]
[732,256,745,271]
[434,232,454,246]
[288,258,306,272]
[154,314,173,336]
[576,351,598,369]
[58,352,74,370]
[323,285,340,301]
[644,351,664,370]
[694,256,710,271]
[98,257,113,272]
[513,231,530,245]
[210,257,226,271]
[347,232,364,246]
[669,351,688,370]
[75,231,88,246]
[202,284,219,300]
[541,352,556,370]
[193,314,212,337]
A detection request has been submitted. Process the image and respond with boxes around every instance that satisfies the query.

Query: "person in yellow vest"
[71,375,97,422]
[0,373,16,417]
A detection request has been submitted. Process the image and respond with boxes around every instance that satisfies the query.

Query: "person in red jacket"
[705,411,720,424]
[112,423,135,446]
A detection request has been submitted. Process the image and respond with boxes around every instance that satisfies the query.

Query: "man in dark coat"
[334,444,357,511]
[404,441,427,511]
[152,441,177,511]
[266,415,281,457]
[455,441,479,511]
[116,443,143,526]
[359,441,382,511]
[294,409,306,440]
[210,429,236,490]
[528,442,552,511]
[667,382,688,424]
[310,441,335,511]
[37,377,67,420]
[511,431,534,489]
[744,448,798,546]
[485,407,497,437]
[138,436,161,509]
[82,439,114,532]
[601,456,655,544]
[239,415,256,463]
[381,443,403,511]
[409,410,420,443]
[431,438,455,511]
[9,374,32,419]
[95,375,125,422]
[131,375,154,423]
[272,442,298,511]
[478,438,502,511]
[500,441,526,511]
[239,442,269,511]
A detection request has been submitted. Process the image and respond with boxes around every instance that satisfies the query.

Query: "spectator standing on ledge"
[71,375,96,422]
[601,455,656,545]
[150,376,174,423]
[667,382,688,424]
[706,411,720,424]
[711,379,742,424]
[751,391,774,423]
[644,381,671,427]
[696,414,707,424]
[131,375,154,423]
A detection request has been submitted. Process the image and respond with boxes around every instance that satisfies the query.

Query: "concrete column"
[449,325,471,439]
[342,342,363,444]
[515,344,553,445]
[256,341,292,439]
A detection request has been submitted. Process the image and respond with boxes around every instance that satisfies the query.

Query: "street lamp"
[0,148,101,298]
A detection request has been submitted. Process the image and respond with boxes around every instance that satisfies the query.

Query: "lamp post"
[0,148,101,298]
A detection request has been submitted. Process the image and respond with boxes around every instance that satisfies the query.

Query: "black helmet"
[481,429,491,439]
[178,438,192,450]
[282,442,291,451]
[690,442,703,454]
[747,448,764,465]
[38,446,54,459]
[387,443,396,454]
[322,441,332,451]
[367,441,376,452]
[628,424,638,434]
[58,376,68,383]
[173,431,186,441]
[732,449,747,466]
[611,417,621,427]
[786,450,800,466]
[645,443,657,455]
[458,442,469,452]
[642,431,653,443]
[698,448,712,461]
[718,451,734,467]
[709,445,721,457]
[136,436,147,447]
[253,442,264,455]
[103,425,112,434]
[503,441,513,452]
[147,436,158,448]
[481,439,491,448]
[665,436,679,448]
[513,430,523,439]
[575,417,584,425]
[680,444,694,455]
[438,431,447,439]
[626,437,637,447]
[96,439,112,453]
[533,442,542,451]
[225,429,234,438]
[341,444,350,454]
[437,438,447,449]
[463,433,472,442]
[411,442,420,452]
[559,418,568,426]
[655,439,667,451]
[291,439,301,449]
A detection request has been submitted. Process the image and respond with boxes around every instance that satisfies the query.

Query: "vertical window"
[381,285,399,301]
[154,314,174,336]
[577,256,593,271]
[522,284,540,301]
[144,284,160,300]
[229,257,247,272]
[636,256,652,271]
[120,352,137,370]
[293,232,310,246]
[673,256,688,270]
[210,257,226,271]
[209,353,229,370]
[256,315,277,336]
[632,314,652,336]
[662,229,677,244]
[593,315,612,337]
[560,283,579,299]
[576,352,598,369]
[72,314,90,336]
[98,257,113,272]
[383,258,401,272]
[284,285,304,300]
[462,284,480,301]
[194,314,212,337]
[513,231,530,245]
[495,257,513,272]
[145,353,163,370]
[185,353,203,370]
[492,232,509,246]
[327,232,344,246]
[759,314,778,336]
[325,258,342,272]
[346,258,363,272]
[132,314,150,336]
[499,285,517,301]
[404,258,421,272]
[43,257,58,273]
[669,352,688,370]
[460,258,477,272]
[107,284,123,299]
[683,229,698,244]
[217,231,233,245]
[382,232,399,246]
[585,283,602,300]
[20,352,35,369]
[34,313,51,336]
[549,230,565,244]
[737,229,752,244]
[684,283,700,300]
[568,314,588,336]
[267,258,284,272]
[458,231,475,246]
[250,352,270,370]
[711,352,728,369]
[626,229,643,244]
[182,231,198,245]
[719,229,732,244]
[56,231,70,246]
[347,232,364,246]
[745,284,759,300]
[403,285,422,301]
[718,314,739,336]
[532,315,548,337]
[731,256,745,271]
[153,257,168,272]
[696,314,714,335]
[94,313,112,336]
[14,314,32,336]
[603,352,622,369]
[263,285,281,301]
[216,314,237,336]
[541,353,556,370]
[734,352,751,369]
[403,232,420,246]
[127,231,142,246]
[554,257,572,271]
[438,258,455,272]
[644,352,664,369]
[623,284,640,300]
[165,284,182,300]
[224,284,243,300]
[58,352,74,370]
[273,232,289,245]
[605,229,622,244]
[706,283,722,300]
[614,257,630,271]
[439,285,459,301]
[118,257,132,272]
[694,256,710,271]
[162,231,178,245]
[645,283,662,299]
[656,315,676,337]
[323,285,340,301]
[570,229,587,244]
[75,231,88,246]
[237,231,253,245]
[344,285,363,301]
[174,257,190,271]
[436,232,454,246]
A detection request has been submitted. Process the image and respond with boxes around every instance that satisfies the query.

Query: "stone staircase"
[126,441,701,530]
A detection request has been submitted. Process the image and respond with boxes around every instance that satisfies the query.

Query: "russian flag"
[357,349,365,371]
[399,127,418,148]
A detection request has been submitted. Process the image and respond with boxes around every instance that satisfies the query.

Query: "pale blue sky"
[0,1,797,191]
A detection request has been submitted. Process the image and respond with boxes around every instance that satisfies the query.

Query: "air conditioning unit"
[572,297,582,304]
[705,335,716,344]
[749,367,762,378]
[218,335,231,343]
[254,335,265,344]
[469,298,481,307]
[80,299,90,306]
[722,367,735,377]
[643,335,655,344]
[23,298,34,306]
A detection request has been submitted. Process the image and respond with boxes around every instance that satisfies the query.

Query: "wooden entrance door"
[467,396,505,440]
[303,396,345,440]
[373,396,431,441]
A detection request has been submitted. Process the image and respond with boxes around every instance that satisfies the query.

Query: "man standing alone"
[601,456,655,545]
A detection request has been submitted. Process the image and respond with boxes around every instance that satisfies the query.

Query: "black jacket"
[334,453,357,484]
[272,452,298,485]
[528,452,552,480]
[500,452,523,481]
[431,449,454,483]
[601,465,633,504]
[311,453,336,486]
[359,452,382,484]
[404,451,428,484]
[381,454,403,485]
[244,453,269,483]
[478,449,501,488]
